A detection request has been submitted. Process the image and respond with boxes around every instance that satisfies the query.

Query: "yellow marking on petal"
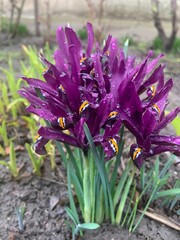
[133,147,142,160]
[109,138,118,155]
[80,57,86,63]
[35,134,40,140]
[105,51,110,55]
[58,117,66,129]
[108,111,118,120]
[58,84,66,93]
[152,104,160,115]
[90,68,95,75]
[79,101,89,114]
[150,85,156,97]
[43,68,48,74]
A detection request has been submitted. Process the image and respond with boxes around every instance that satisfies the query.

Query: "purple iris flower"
[19,23,124,159]
[18,23,180,167]
[123,73,180,169]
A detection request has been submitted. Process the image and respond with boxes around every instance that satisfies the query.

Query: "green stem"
[115,164,136,224]
[83,153,91,223]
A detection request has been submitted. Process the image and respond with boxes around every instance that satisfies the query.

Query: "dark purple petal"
[56,26,69,59]
[18,88,45,107]
[102,137,119,160]
[138,65,165,94]
[43,71,58,89]
[74,117,87,148]
[103,118,122,139]
[92,93,115,134]
[146,53,164,73]
[119,82,143,127]
[39,53,60,79]
[38,126,78,147]
[54,49,68,73]
[33,136,49,155]
[142,109,157,139]
[150,135,180,146]
[118,108,143,145]
[48,101,67,117]
[68,45,81,83]
[130,144,144,169]
[109,38,118,68]
[132,60,147,91]
[155,107,180,132]
[22,77,58,97]
[93,53,106,97]
[59,74,80,112]
[86,22,94,57]
[102,35,112,54]
[65,26,82,54]
[147,145,180,157]
[27,105,54,121]
[151,79,173,105]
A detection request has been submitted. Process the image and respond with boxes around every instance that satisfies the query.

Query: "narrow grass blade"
[9,141,18,177]
[131,185,158,232]
[67,164,80,225]
[113,162,131,207]
[121,182,136,227]
[155,189,180,199]
[140,163,145,189]
[115,167,135,224]
[65,144,82,184]
[25,143,42,176]
[83,168,91,223]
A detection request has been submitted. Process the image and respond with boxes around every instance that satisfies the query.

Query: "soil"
[0,33,180,239]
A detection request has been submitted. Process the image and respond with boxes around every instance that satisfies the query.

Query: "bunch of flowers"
[19,23,180,169]
[19,23,180,234]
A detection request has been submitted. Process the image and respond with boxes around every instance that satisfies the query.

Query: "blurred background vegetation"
[0,0,179,54]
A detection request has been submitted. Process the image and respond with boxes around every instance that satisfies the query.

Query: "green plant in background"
[0,119,10,147]
[0,42,55,176]
[152,36,180,54]
[77,27,87,41]
[0,58,26,119]
[25,143,44,176]
[21,42,53,79]
[162,179,180,215]
[170,115,180,135]
[15,202,26,232]
[1,17,28,36]
[0,141,19,177]
[165,110,180,136]
[121,35,136,47]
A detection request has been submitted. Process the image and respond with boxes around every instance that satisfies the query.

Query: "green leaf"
[79,223,100,230]
[123,39,129,58]
[7,98,27,111]
[8,141,19,177]
[155,189,180,198]
[25,143,43,176]
[113,162,131,207]
[65,207,78,226]
[115,167,135,224]
[67,164,80,225]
